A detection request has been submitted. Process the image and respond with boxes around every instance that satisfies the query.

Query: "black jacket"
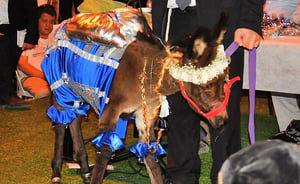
[8,0,39,45]
[152,0,265,46]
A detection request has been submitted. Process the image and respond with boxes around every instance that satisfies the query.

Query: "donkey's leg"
[90,144,112,184]
[51,123,65,184]
[143,125,164,184]
[144,153,164,184]
[135,115,164,184]
[69,116,91,184]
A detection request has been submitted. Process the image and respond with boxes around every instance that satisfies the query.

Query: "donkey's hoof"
[81,172,91,184]
[51,177,60,184]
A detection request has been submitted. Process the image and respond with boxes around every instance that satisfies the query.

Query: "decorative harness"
[175,41,258,145]
[168,43,241,120]
[179,76,240,119]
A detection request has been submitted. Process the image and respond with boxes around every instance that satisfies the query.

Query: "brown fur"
[50,12,229,184]
[92,29,227,183]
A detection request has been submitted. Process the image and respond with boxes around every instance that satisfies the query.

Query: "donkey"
[42,7,232,184]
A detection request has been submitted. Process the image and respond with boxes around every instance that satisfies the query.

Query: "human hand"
[234,28,262,50]
[22,43,35,50]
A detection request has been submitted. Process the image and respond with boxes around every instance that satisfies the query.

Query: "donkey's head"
[169,12,230,128]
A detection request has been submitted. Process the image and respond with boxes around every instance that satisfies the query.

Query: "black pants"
[209,47,244,184]
[165,48,244,184]
[58,0,83,22]
[165,92,201,184]
[0,24,21,97]
[152,4,245,183]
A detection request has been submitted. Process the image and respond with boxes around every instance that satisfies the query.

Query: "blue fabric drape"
[92,131,125,151]
[41,36,120,123]
[129,142,166,158]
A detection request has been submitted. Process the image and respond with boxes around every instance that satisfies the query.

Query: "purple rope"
[225,42,239,57]
[225,42,256,145]
[248,49,256,144]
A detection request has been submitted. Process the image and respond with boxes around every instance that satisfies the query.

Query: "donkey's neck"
[157,71,180,96]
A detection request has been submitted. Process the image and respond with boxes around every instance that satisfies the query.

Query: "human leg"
[22,77,51,99]
[209,96,242,184]
[0,28,30,109]
[165,92,201,184]
[209,48,244,184]
[0,35,13,96]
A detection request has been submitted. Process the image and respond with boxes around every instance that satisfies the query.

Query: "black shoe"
[0,95,30,110]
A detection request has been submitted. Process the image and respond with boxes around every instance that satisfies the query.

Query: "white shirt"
[0,0,9,25]
[21,38,48,72]
[167,0,196,9]
[18,38,48,81]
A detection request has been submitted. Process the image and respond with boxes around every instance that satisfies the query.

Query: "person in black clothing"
[152,0,265,183]
[58,0,84,23]
[0,0,39,109]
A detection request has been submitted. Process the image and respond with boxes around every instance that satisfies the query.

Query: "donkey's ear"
[210,12,229,44]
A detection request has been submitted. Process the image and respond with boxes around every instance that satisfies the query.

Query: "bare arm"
[18,55,45,79]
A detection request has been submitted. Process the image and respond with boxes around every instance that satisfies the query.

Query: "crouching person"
[17,4,56,99]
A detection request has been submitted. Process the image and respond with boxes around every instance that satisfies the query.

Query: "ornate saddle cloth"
[41,7,168,155]
[42,7,150,127]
